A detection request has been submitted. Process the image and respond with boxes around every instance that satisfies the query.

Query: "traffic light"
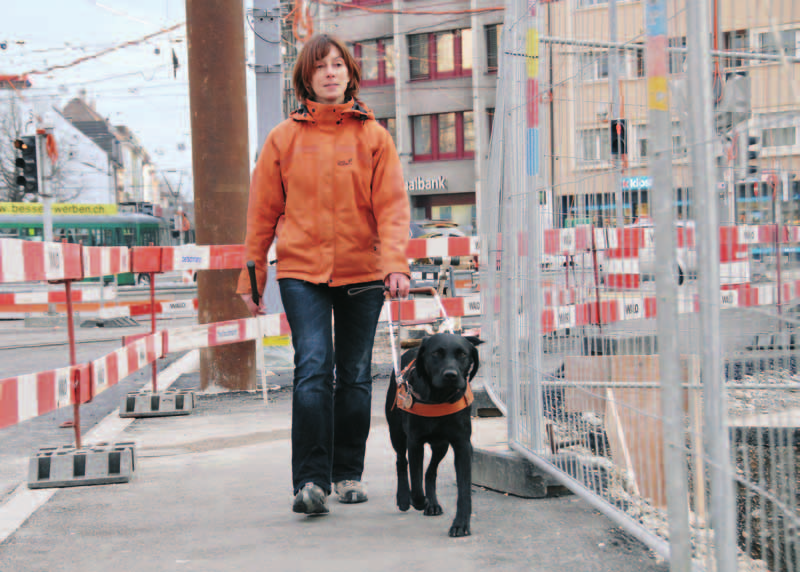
[13,135,38,194]
[610,119,627,155]
[745,135,759,177]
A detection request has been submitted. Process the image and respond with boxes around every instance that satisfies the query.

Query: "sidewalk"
[0,355,668,572]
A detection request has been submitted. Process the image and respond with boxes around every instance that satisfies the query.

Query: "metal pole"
[687,0,738,568]
[65,280,81,449]
[609,0,624,228]
[502,0,519,443]
[251,0,283,150]
[186,0,255,390]
[645,0,692,569]
[149,271,158,393]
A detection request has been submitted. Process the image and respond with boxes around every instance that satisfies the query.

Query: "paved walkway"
[0,354,668,572]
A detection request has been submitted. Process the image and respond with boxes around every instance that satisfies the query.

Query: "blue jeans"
[279,278,385,495]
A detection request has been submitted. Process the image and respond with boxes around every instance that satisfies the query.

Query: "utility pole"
[249,0,283,324]
[185,0,254,390]
[250,0,283,152]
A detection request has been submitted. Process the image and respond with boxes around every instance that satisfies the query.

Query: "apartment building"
[312,0,504,232]
[547,0,800,227]
[307,1,800,232]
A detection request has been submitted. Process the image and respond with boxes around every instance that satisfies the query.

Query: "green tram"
[0,213,182,285]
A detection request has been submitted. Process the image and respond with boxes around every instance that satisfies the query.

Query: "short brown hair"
[293,34,361,104]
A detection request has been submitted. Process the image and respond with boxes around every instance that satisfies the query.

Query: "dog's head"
[414,333,482,402]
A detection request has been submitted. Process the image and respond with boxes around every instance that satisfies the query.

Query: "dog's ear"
[465,336,484,347]
[467,339,480,382]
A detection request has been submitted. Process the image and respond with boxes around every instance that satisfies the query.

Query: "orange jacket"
[237,99,410,296]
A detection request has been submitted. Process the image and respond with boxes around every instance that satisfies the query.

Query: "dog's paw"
[396,493,411,512]
[411,495,427,511]
[448,521,471,537]
[424,502,443,516]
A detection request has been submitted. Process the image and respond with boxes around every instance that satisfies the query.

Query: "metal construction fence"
[481,0,800,570]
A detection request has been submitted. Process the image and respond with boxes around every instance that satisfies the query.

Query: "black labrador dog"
[384,333,482,537]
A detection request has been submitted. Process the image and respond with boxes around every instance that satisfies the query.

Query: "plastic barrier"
[0,239,83,283]
[0,286,116,306]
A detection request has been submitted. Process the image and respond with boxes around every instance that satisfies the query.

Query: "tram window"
[0,228,19,238]
[74,228,92,245]
[121,227,135,247]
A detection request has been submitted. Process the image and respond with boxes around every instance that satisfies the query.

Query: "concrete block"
[24,315,66,328]
[119,388,195,418]
[28,442,136,489]
[472,447,566,499]
[471,385,502,417]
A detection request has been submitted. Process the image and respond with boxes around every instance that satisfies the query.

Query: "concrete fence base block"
[27,442,136,489]
[470,385,503,417]
[472,447,568,499]
[119,389,195,418]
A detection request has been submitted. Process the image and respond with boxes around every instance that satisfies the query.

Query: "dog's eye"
[432,349,444,359]
[456,349,467,358]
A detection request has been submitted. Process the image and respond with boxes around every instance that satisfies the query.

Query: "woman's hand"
[384,272,410,299]
[240,293,265,316]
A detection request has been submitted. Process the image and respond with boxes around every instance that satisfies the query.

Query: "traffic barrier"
[0,286,116,306]
[81,246,130,278]
[98,298,199,320]
[0,364,91,430]
[0,238,83,283]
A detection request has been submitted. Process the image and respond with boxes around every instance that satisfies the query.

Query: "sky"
[2,0,261,200]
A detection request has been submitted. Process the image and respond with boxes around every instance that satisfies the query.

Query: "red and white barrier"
[0,286,116,306]
[82,246,130,278]
[0,364,91,430]
[91,333,163,397]
[0,239,83,284]
[98,299,199,320]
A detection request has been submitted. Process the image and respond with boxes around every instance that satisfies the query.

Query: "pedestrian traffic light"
[13,135,38,194]
[746,135,759,177]
[610,119,627,155]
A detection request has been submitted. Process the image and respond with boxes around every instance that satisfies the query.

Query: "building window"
[637,125,648,160]
[354,38,394,86]
[577,0,608,6]
[378,118,397,145]
[486,24,502,73]
[580,51,609,81]
[634,46,646,78]
[411,111,475,161]
[579,128,610,163]
[487,107,495,138]
[723,30,749,68]
[761,113,798,147]
[408,28,473,80]
[669,36,686,74]
[672,121,686,156]
[758,30,798,57]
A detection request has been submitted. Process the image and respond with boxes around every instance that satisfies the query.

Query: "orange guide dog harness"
[393,359,474,417]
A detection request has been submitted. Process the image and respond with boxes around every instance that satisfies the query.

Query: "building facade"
[313,0,505,232]
[545,0,800,228]
[311,0,800,232]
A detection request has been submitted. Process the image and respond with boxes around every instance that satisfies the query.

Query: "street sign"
[621,176,652,190]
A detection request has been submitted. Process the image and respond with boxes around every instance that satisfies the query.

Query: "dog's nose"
[443,370,459,383]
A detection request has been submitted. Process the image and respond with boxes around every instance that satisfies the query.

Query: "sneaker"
[292,483,329,516]
[334,480,368,504]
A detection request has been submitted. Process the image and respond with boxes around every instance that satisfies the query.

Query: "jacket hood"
[290,98,374,123]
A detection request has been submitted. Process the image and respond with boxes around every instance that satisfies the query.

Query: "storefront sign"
[0,203,118,216]
[621,176,652,190]
[405,176,448,192]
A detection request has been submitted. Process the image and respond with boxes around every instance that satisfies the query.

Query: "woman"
[238,34,410,516]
